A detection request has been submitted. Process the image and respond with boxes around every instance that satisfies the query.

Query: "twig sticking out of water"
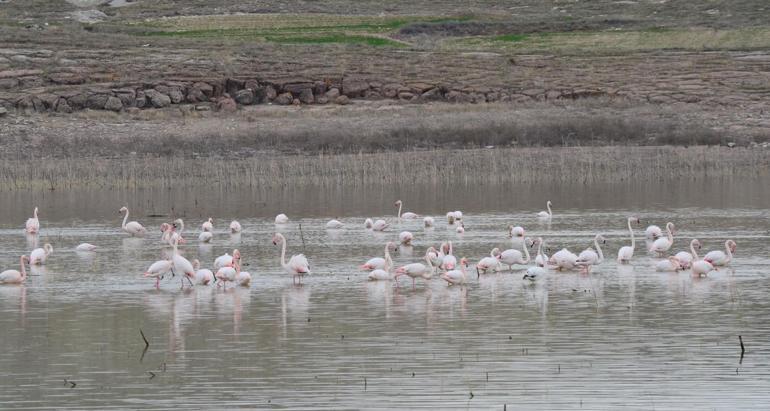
[364,377,367,391]
[739,335,745,364]
[299,223,307,252]
[140,329,150,363]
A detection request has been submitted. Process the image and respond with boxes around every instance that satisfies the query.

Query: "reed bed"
[1,147,767,191]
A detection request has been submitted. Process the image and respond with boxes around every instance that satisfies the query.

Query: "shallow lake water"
[1,178,769,409]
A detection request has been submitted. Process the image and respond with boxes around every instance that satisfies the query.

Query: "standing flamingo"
[395,200,419,220]
[394,249,435,288]
[549,247,579,271]
[426,246,444,268]
[617,217,641,263]
[442,258,469,285]
[476,248,501,275]
[30,244,53,265]
[691,256,715,277]
[171,219,187,244]
[650,222,675,256]
[423,216,434,228]
[119,206,147,237]
[674,239,702,269]
[198,231,213,243]
[230,220,242,233]
[533,237,550,267]
[25,207,40,234]
[372,219,389,231]
[365,218,374,229]
[440,241,457,271]
[1,256,29,284]
[201,218,213,232]
[655,256,682,272]
[215,261,237,288]
[576,234,606,273]
[456,222,465,234]
[498,238,532,271]
[361,242,396,271]
[508,225,525,239]
[645,225,662,240]
[704,240,736,266]
[75,243,98,251]
[537,201,553,220]
[232,249,251,287]
[399,231,414,245]
[192,259,214,285]
[144,259,172,289]
[171,236,195,288]
[326,219,344,229]
[368,244,395,281]
[215,252,233,269]
[275,214,289,224]
[273,233,311,284]
[524,241,548,281]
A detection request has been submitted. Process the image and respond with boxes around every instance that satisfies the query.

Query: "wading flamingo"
[215,260,237,288]
[442,258,469,285]
[704,240,736,266]
[508,225,525,239]
[537,201,553,220]
[395,200,419,220]
[533,237,549,267]
[368,244,395,281]
[171,236,195,288]
[440,241,457,271]
[650,222,675,256]
[372,219,389,232]
[170,219,187,244]
[273,233,311,284]
[198,231,213,243]
[691,256,715,277]
[426,246,444,268]
[192,259,214,285]
[617,217,641,263]
[655,256,682,272]
[230,220,242,233]
[275,214,289,224]
[365,218,374,229]
[423,217,434,228]
[394,249,435,288]
[576,234,606,273]
[446,212,456,225]
[1,256,29,284]
[30,244,53,265]
[25,207,40,234]
[549,247,579,271]
[119,206,146,237]
[232,249,251,287]
[75,243,97,252]
[456,222,465,234]
[399,231,414,245]
[144,259,172,289]
[645,225,662,240]
[524,241,548,281]
[361,242,396,271]
[326,219,344,229]
[201,218,213,232]
[498,238,532,271]
[674,239,701,269]
[476,248,501,275]
[214,252,233,270]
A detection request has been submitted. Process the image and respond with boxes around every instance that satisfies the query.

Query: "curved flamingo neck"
[19,256,27,280]
[172,237,179,255]
[666,223,674,242]
[539,241,547,262]
[690,240,699,260]
[177,220,184,235]
[724,240,733,263]
[594,236,604,263]
[628,218,635,249]
[535,238,543,258]
[33,207,38,219]
[547,202,552,216]
[521,239,530,263]
[447,241,453,256]
[384,244,393,270]
[278,234,287,268]
[397,202,402,219]
[121,209,129,229]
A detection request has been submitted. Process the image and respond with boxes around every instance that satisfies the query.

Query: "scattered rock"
[54,98,72,113]
[168,87,184,104]
[195,105,211,111]
[104,96,123,112]
[342,77,369,97]
[0,107,7,116]
[144,89,171,108]
[398,91,415,101]
[313,81,327,96]
[265,85,278,101]
[86,94,109,110]
[0,78,19,90]
[334,95,350,105]
[445,90,472,103]
[216,96,237,112]
[225,78,245,96]
[325,88,340,100]
[298,88,314,104]
[274,92,293,105]
[234,89,254,105]
[420,88,443,101]
[67,93,88,110]
[70,10,108,24]
[383,84,401,98]
[114,89,136,107]
[316,96,329,105]
[135,90,146,108]
[292,98,301,106]
[48,73,86,85]
[283,82,314,95]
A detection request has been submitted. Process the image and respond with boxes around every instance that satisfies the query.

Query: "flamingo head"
[119,206,127,213]
[387,241,397,251]
[272,234,283,246]
[728,240,737,253]
[693,239,702,249]
[491,248,501,257]
[22,255,29,264]
[160,223,169,233]
[460,258,468,267]
[598,235,607,245]
[634,218,641,225]
[233,249,241,261]
[394,200,402,207]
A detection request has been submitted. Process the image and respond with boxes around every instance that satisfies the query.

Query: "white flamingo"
[230,220,242,233]
[440,241,457,271]
[704,240,736,266]
[395,200,419,220]
[442,258,469,285]
[524,241,548,281]
[576,234,606,273]
[326,219,344,229]
[423,216,434,228]
[25,207,40,234]
[201,218,213,232]
[650,222,675,256]
[537,201,553,220]
[549,247,579,271]
[399,231,414,245]
[232,249,251,287]
[75,243,97,251]
[1,256,29,284]
[426,246,444,268]
[453,211,463,221]
[372,219,389,232]
[275,213,289,224]
[273,233,311,284]
[192,259,214,285]
[119,206,146,237]
[171,219,187,244]
[476,248,501,275]
[674,239,702,269]
[171,236,195,288]
[364,218,374,229]
[456,222,465,234]
[198,231,213,243]
[394,249,435,288]
[508,225,525,239]
[214,252,233,270]
[361,242,396,271]
[446,212,456,225]
[30,244,53,265]
[533,237,549,267]
[368,244,395,281]
[645,225,662,240]
[144,259,172,289]
[692,256,715,277]
[215,263,237,287]
[498,238,532,271]
[655,256,682,272]
[617,217,641,263]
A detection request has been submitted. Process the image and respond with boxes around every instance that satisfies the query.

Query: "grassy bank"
[1,146,767,191]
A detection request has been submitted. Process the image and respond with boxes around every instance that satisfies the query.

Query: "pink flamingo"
[361,242,395,271]
[144,259,172,289]
[215,250,238,288]
[25,207,40,234]
[230,220,242,233]
[1,256,29,284]
[30,244,53,265]
[399,231,414,245]
[273,233,310,284]
[119,206,147,237]
[201,218,213,232]
[442,257,469,285]
[192,259,214,285]
[171,236,195,288]
[394,249,435,288]
[395,200,419,220]
[232,250,251,287]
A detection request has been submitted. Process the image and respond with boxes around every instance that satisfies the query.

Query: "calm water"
[1,179,770,410]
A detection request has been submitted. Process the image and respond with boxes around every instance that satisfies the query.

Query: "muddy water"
[1,178,769,409]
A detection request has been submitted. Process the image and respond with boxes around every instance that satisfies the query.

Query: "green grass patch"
[265,34,404,46]
[494,33,529,42]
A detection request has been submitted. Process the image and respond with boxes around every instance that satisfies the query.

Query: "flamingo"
[537,201,553,220]
[655,256,682,272]
[75,243,97,251]
[617,217,641,263]
[691,256,715,277]
[171,236,195,288]
[30,244,53,265]
[171,219,187,244]
[476,248,501,275]
[230,220,242,233]
[442,258,469,285]
[25,207,40,234]
[326,219,344,229]
[192,259,214,285]
[423,216,434,228]
[508,225,525,239]
[446,212,456,225]
[549,247,579,271]
[215,263,237,287]
[645,225,662,240]
[426,246,444,268]
[395,200,419,220]
[275,214,289,224]
[119,206,146,237]
[160,223,173,244]
[394,249,435,288]
[232,249,251,287]
[214,252,233,269]
[456,222,465,234]
[372,219,389,232]
[399,231,414,245]
[368,269,392,281]
[361,242,396,271]
[143,259,172,289]
[1,256,29,284]
[365,218,374,229]
[453,211,463,221]
[524,241,548,281]
[498,238,532,271]
[273,233,311,284]
[533,237,549,267]
[440,241,457,271]
[576,234,606,273]
[201,218,213,232]
[704,240,736,266]
[674,239,702,269]
[650,222,675,256]
[198,231,213,243]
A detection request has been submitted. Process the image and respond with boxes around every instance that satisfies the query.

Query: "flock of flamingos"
[0,200,737,288]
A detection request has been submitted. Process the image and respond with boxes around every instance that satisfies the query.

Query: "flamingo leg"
[155,277,160,289]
